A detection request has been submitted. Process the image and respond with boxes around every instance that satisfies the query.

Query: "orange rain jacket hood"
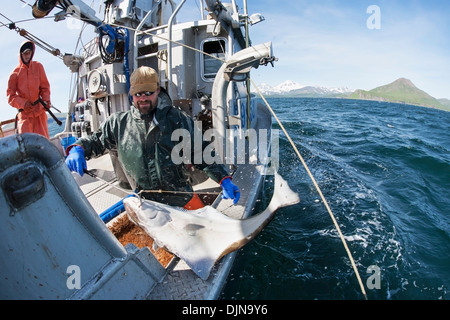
[7,40,51,138]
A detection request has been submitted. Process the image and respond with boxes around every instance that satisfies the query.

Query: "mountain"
[349,78,446,110]
[273,80,306,93]
[254,80,305,95]
[253,78,449,112]
[253,80,352,97]
[438,98,450,110]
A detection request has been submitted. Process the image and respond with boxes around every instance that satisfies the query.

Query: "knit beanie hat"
[20,42,34,53]
[129,66,159,95]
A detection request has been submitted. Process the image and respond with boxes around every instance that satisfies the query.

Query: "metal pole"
[167,0,187,98]
[244,0,251,132]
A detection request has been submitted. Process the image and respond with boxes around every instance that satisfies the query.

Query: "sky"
[1,0,449,121]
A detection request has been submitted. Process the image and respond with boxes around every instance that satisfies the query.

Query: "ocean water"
[48,116,67,138]
[48,98,450,300]
[218,98,450,300]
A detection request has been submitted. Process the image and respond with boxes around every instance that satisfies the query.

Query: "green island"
[348,78,450,112]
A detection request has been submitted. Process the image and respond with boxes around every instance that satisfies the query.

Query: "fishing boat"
[0,0,284,300]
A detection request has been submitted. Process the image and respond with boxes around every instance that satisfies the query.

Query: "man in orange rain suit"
[7,40,51,139]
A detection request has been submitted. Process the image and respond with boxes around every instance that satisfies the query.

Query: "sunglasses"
[134,91,155,97]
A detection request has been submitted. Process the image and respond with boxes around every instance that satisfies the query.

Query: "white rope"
[64,16,368,299]
[250,78,368,300]
[110,22,368,299]
[109,23,227,63]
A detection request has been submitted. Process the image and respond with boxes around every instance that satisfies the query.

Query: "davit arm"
[211,42,277,163]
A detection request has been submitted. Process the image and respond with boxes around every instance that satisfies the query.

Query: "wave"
[222,98,450,300]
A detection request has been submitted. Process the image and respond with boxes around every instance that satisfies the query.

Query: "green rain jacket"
[75,91,229,207]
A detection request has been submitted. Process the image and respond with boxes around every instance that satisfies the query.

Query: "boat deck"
[0,102,271,300]
[69,101,272,299]
[73,150,266,299]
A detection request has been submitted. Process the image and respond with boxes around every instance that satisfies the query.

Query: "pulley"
[32,0,59,19]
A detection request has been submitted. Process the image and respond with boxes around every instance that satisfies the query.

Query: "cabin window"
[137,43,159,70]
[202,39,227,80]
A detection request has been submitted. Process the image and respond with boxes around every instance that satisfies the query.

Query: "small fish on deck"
[123,172,300,280]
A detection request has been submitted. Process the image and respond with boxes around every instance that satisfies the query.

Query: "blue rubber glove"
[220,177,240,204]
[65,146,87,176]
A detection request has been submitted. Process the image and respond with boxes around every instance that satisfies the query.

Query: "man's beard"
[137,100,155,115]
